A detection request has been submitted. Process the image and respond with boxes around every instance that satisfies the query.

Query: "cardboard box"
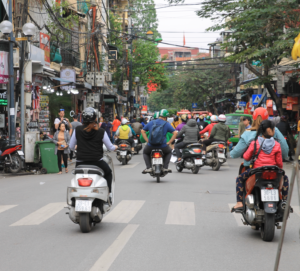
[282,98,287,104]
[286,102,293,110]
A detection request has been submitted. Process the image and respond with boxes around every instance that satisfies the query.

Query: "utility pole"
[8,0,16,145]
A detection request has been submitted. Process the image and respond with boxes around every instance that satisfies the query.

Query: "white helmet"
[121,119,128,125]
[218,114,226,122]
[211,115,218,122]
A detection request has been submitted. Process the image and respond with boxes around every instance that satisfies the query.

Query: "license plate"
[120,151,127,156]
[75,200,92,212]
[17,150,24,156]
[261,189,279,202]
[170,155,177,163]
[218,152,225,158]
[152,158,163,165]
[134,140,138,143]
[194,159,203,165]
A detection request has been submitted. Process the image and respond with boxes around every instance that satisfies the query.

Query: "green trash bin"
[35,141,59,173]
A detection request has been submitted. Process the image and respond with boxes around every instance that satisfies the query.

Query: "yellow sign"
[15,37,28,41]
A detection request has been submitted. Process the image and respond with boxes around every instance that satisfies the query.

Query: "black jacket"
[76,125,105,161]
[276,121,291,137]
[198,120,208,130]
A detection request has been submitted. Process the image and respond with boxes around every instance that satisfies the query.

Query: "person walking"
[69,115,82,161]
[54,109,72,134]
[101,118,113,142]
[112,116,121,143]
[238,116,246,137]
[52,123,70,174]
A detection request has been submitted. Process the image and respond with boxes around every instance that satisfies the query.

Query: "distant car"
[225,113,253,144]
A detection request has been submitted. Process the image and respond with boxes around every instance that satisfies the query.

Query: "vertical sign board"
[0,51,9,84]
[40,33,50,68]
[60,68,76,90]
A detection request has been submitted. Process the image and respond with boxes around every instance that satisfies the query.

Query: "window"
[225,115,242,125]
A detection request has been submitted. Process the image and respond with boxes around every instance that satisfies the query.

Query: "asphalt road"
[0,152,300,271]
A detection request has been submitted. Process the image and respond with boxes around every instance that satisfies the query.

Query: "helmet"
[209,113,212,116]
[206,116,210,120]
[121,119,128,125]
[218,114,226,122]
[181,114,188,122]
[211,115,218,122]
[199,115,204,120]
[253,107,268,120]
[82,107,96,122]
[174,116,179,122]
[153,112,159,119]
[159,109,169,118]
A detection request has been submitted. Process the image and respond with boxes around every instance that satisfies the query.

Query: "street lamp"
[0,20,13,35]
[146,30,153,40]
[22,23,36,37]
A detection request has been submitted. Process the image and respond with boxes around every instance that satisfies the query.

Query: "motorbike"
[144,149,169,183]
[234,165,292,242]
[66,145,115,233]
[133,135,142,154]
[0,136,24,173]
[116,140,132,165]
[171,143,203,174]
[203,141,227,171]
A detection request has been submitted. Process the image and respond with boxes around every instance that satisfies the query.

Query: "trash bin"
[34,141,59,173]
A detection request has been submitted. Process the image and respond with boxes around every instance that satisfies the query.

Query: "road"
[0,152,299,271]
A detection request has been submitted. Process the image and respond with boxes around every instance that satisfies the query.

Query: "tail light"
[193,149,201,153]
[284,137,287,140]
[153,152,162,158]
[262,171,277,180]
[78,178,93,187]
[137,135,140,137]
[218,144,224,148]
[120,144,127,147]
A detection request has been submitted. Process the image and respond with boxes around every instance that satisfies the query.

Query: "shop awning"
[177,110,191,114]
[215,98,228,103]
[239,77,258,85]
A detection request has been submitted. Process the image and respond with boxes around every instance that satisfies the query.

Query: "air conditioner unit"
[106,73,112,82]
[95,73,105,86]
[86,72,94,86]
[94,93,100,103]
[87,101,95,108]
[87,93,94,103]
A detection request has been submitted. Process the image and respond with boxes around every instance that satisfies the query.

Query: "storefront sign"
[0,51,8,84]
[60,68,76,90]
[0,91,6,99]
[287,96,298,104]
[0,114,4,128]
[40,33,50,67]
[0,99,7,106]
[286,103,293,110]
[266,100,273,108]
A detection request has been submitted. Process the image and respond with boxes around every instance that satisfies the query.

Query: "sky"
[155,0,221,51]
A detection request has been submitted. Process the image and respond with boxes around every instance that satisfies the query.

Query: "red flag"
[183,33,186,46]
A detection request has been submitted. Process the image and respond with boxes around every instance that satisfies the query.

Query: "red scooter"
[0,136,24,173]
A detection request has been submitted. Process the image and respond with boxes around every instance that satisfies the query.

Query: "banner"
[0,51,8,84]
[40,33,50,67]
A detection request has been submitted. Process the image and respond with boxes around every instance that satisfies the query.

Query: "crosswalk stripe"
[103,200,145,223]
[0,205,17,214]
[122,162,140,169]
[228,204,244,226]
[165,201,195,225]
[90,224,139,271]
[10,202,65,226]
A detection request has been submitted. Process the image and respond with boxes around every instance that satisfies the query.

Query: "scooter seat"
[75,165,105,176]
[211,141,226,145]
[187,143,201,148]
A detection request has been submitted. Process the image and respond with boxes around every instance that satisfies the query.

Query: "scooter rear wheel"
[211,150,221,171]
[157,176,160,183]
[261,213,275,242]
[79,213,92,233]
[176,165,183,172]
[122,157,127,165]
[192,166,200,174]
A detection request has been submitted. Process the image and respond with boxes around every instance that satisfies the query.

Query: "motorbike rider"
[176,114,188,132]
[69,107,117,193]
[276,115,294,161]
[231,120,289,212]
[141,109,178,173]
[115,119,135,152]
[175,118,200,163]
[201,114,230,159]
[171,116,181,129]
[230,107,289,168]
[197,115,208,130]
[205,115,211,124]
[200,115,218,138]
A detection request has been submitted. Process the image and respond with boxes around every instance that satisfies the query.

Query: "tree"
[192,0,300,115]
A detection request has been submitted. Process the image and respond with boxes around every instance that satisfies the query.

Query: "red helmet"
[253,107,268,120]
[209,113,212,116]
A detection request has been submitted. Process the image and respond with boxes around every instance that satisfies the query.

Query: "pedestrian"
[243,116,252,130]
[54,109,72,135]
[112,115,121,143]
[101,118,113,142]
[52,123,70,174]
[69,115,82,161]
[238,116,246,137]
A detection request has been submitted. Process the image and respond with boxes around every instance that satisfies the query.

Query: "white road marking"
[10,202,65,226]
[122,162,140,169]
[0,205,17,214]
[228,204,244,226]
[103,200,145,223]
[165,201,195,225]
[89,224,139,271]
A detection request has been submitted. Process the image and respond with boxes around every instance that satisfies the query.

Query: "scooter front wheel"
[10,154,22,173]
[79,213,92,233]
[156,176,160,183]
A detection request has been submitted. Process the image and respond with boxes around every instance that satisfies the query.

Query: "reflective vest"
[118,125,130,139]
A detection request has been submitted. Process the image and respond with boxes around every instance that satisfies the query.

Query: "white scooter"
[66,145,115,233]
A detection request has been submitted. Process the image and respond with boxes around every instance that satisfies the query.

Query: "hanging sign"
[287,96,298,104]
[0,51,9,84]
[60,68,76,90]
[286,103,293,110]
[266,100,273,108]
[40,33,51,67]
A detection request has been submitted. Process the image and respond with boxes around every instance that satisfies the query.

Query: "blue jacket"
[230,127,289,166]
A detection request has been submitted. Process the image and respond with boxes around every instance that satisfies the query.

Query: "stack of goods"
[39,95,50,135]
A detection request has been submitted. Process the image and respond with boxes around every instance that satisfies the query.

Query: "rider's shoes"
[202,155,206,159]
[175,159,182,163]
[163,168,172,173]
[142,168,152,174]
